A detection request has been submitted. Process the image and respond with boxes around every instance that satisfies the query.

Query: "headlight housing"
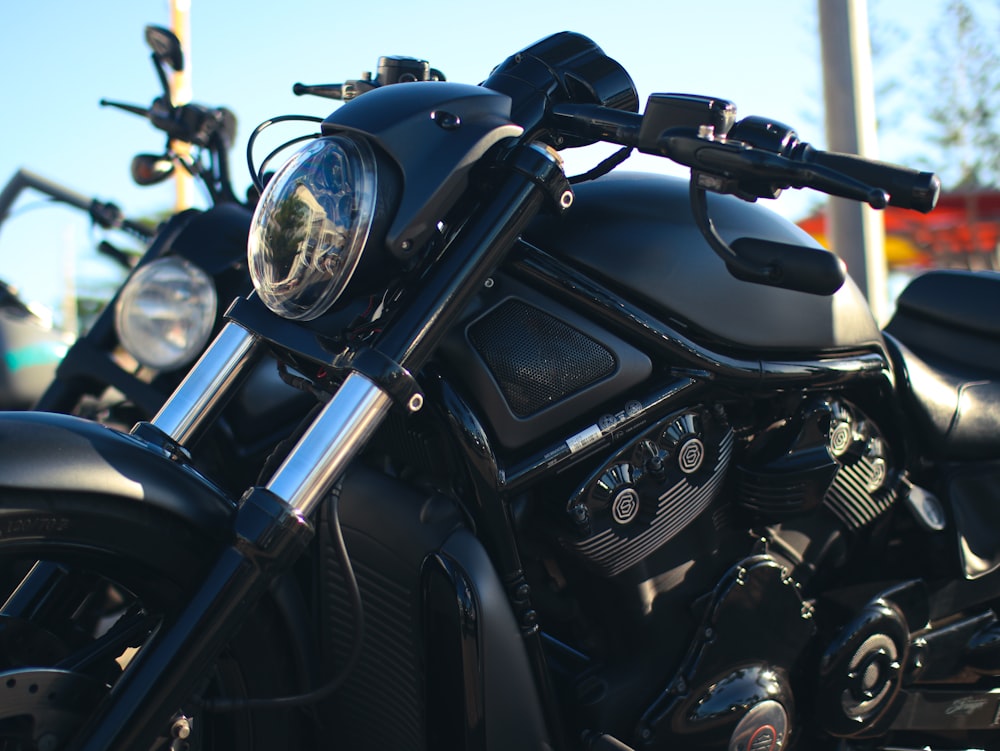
[248,136,379,321]
[115,256,217,370]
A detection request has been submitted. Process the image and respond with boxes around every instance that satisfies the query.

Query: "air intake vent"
[468,299,616,416]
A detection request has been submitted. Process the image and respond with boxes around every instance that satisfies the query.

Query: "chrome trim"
[265,372,392,516]
[151,322,263,445]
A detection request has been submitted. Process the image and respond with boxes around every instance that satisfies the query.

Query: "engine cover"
[560,407,733,577]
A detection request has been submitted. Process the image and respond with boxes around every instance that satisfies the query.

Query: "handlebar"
[0,169,153,240]
[101,97,235,150]
[550,98,940,213]
[546,92,939,297]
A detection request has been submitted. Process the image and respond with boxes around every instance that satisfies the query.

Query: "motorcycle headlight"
[114,257,218,370]
[248,136,379,321]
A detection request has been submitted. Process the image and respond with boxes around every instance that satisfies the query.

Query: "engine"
[558,406,734,579]
[526,394,901,749]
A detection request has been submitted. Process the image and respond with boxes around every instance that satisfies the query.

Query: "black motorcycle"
[3,30,994,751]
[22,25,318,492]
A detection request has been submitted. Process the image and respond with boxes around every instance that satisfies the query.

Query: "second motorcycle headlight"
[115,257,218,370]
[248,136,378,321]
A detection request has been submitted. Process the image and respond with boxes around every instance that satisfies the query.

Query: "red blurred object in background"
[798,190,1000,270]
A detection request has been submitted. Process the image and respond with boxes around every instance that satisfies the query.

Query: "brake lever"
[294,57,446,102]
[782,157,889,208]
[292,80,378,101]
[101,96,184,141]
[99,98,152,119]
[659,132,889,209]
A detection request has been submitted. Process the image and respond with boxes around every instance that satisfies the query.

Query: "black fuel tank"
[523,172,882,353]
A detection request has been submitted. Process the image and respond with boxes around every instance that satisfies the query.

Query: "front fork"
[69,143,571,751]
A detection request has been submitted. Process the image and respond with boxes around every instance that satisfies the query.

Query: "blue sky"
[0,0,949,326]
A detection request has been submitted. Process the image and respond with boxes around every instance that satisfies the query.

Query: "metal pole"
[170,0,194,211]
[818,0,888,322]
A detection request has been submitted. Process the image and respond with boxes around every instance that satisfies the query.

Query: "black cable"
[246,115,324,192]
[568,146,633,184]
[257,134,322,188]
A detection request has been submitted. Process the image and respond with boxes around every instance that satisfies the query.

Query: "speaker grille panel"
[468,299,616,416]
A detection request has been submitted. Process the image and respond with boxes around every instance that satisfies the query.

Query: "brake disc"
[0,667,107,750]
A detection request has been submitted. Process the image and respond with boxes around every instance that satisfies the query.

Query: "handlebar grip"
[802,149,940,213]
[14,169,96,213]
[121,219,155,240]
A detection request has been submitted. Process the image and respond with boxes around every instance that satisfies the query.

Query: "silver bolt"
[407,393,424,413]
[559,190,574,209]
[171,718,192,740]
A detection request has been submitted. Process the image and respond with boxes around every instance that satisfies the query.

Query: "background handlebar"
[0,169,153,240]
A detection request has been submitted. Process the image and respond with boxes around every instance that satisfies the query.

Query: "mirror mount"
[144,25,184,103]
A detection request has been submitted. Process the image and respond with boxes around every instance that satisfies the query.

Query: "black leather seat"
[884,269,1000,461]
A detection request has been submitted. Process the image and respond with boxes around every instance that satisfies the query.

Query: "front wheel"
[0,491,312,750]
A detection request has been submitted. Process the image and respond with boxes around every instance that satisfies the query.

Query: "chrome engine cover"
[560,406,733,577]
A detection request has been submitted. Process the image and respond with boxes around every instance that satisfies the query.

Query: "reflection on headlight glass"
[248,136,377,320]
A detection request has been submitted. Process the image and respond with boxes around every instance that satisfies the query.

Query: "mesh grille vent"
[468,299,616,416]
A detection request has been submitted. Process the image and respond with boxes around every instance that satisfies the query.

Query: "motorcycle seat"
[883,334,1000,460]
[883,269,1000,461]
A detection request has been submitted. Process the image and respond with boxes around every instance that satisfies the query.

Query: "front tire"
[0,490,311,750]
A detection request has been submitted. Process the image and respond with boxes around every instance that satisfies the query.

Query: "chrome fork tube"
[150,322,263,446]
[265,371,392,516]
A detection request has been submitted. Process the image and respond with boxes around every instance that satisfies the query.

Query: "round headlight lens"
[248,135,378,321]
[115,256,217,370]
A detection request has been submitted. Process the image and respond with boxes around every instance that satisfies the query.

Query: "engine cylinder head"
[560,407,732,577]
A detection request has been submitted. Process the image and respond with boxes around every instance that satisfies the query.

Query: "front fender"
[0,411,234,537]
